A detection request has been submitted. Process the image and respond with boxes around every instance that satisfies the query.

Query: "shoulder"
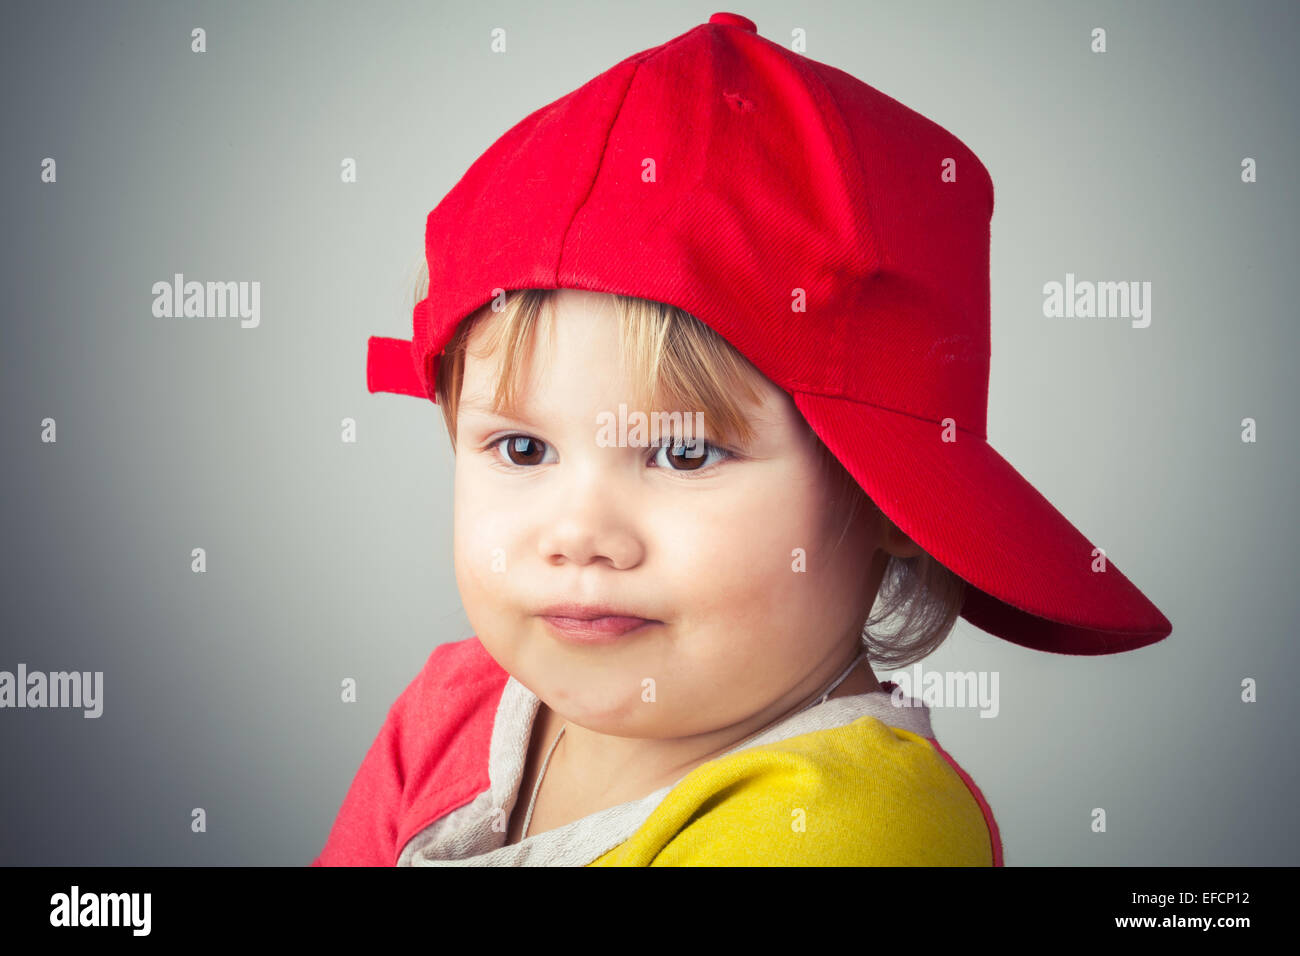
[643,717,996,866]
[310,635,509,866]
[385,635,509,780]
[400,635,509,714]
[418,633,505,686]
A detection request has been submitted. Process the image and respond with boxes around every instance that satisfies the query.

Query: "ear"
[878,511,924,559]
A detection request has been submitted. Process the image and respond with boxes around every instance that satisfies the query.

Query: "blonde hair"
[411,261,966,669]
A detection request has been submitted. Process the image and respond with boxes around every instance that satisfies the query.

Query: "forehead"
[455,291,800,438]
[458,292,608,372]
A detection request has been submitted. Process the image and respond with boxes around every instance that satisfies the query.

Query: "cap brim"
[792,390,1172,655]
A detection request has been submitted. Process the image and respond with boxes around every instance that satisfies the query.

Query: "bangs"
[434,288,770,451]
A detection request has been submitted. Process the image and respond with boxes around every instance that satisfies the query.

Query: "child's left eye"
[649,437,731,473]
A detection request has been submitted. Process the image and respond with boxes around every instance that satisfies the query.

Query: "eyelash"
[484,434,735,477]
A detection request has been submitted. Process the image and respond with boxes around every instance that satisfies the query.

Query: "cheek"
[452,468,522,607]
[666,479,826,621]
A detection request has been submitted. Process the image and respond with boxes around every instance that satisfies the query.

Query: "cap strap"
[366,335,427,397]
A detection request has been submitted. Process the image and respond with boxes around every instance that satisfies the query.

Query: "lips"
[536,602,659,622]
[541,615,654,637]
[536,602,661,642]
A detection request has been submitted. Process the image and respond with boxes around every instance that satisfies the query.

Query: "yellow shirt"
[589,715,999,866]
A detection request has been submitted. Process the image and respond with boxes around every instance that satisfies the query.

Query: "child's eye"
[649,436,732,473]
[491,435,556,468]
[486,434,732,475]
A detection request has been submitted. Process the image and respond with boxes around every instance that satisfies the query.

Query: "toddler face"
[452,289,888,739]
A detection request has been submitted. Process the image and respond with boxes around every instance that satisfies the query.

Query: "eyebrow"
[457,396,498,413]
[457,395,541,425]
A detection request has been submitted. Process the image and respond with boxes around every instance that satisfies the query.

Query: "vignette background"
[1,0,1296,865]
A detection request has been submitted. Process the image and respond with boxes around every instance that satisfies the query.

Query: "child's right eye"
[490,435,555,468]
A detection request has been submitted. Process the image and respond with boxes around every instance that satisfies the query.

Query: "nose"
[537,500,646,571]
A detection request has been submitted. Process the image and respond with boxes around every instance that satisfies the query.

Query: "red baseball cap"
[366,12,1172,656]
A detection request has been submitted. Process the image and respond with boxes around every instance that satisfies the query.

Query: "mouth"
[536,603,661,643]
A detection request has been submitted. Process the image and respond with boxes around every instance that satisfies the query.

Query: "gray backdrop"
[2,0,1296,866]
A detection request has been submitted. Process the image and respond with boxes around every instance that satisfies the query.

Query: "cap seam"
[557,23,712,268]
[790,385,989,442]
[788,55,882,274]
[556,58,644,283]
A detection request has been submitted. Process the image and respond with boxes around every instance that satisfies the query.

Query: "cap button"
[708,12,757,33]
